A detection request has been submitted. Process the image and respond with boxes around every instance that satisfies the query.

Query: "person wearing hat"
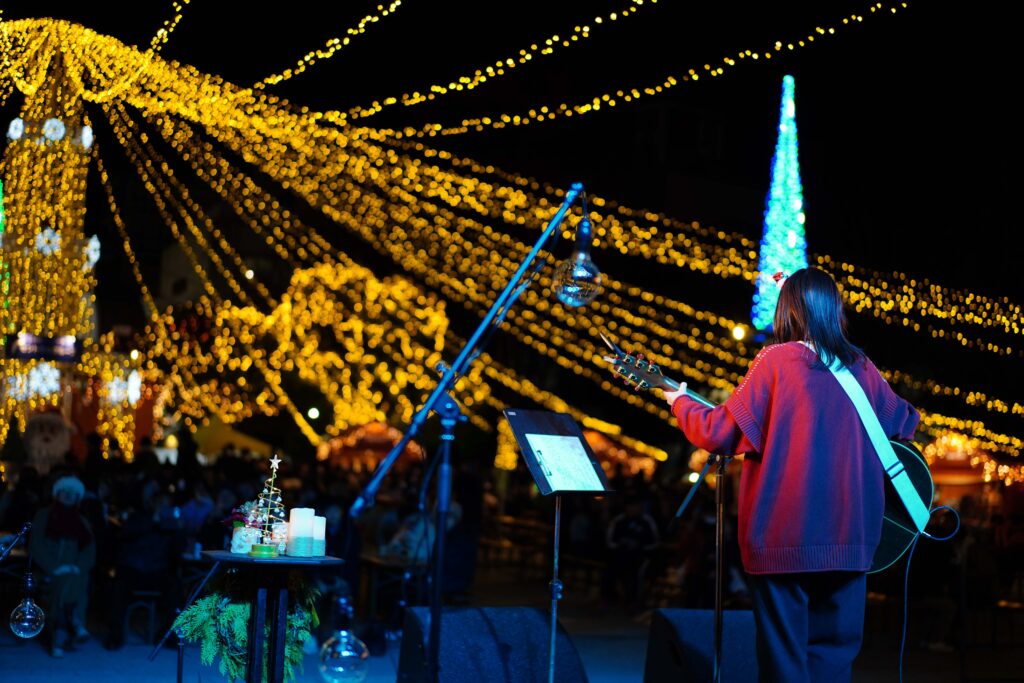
[29,474,96,658]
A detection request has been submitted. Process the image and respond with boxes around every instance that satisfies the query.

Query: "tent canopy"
[194,419,273,460]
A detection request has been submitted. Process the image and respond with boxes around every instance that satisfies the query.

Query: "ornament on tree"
[248,454,286,558]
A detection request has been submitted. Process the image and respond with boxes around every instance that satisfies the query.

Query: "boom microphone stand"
[349,183,585,683]
[0,523,31,563]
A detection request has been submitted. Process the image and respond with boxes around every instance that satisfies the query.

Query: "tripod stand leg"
[149,560,222,662]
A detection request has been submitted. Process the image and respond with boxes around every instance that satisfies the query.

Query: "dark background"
[2,1,1020,453]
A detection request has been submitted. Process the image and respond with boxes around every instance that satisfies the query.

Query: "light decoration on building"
[80,334,143,460]
[0,11,192,451]
[41,118,66,142]
[84,234,100,270]
[6,118,25,141]
[753,75,808,331]
[5,361,61,401]
[924,431,1024,486]
[1,360,62,444]
[1,42,97,442]
[34,227,61,255]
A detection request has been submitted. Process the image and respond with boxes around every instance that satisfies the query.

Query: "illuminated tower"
[0,40,133,452]
[751,75,808,331]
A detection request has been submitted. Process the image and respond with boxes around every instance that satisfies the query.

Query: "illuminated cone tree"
[752,75,809,331]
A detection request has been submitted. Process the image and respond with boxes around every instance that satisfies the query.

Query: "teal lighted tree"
[752,75,809,331]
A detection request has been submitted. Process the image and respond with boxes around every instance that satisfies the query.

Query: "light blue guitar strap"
[826,359,931,533]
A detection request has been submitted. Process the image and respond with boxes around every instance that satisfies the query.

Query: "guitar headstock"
[599,331,671,392]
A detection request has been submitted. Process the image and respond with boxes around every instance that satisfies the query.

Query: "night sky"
[2,1,1019,453]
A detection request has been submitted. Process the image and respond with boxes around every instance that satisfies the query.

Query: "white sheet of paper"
[523,433,604,492]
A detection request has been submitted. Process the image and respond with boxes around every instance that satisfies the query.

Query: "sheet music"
[523,433,605,492]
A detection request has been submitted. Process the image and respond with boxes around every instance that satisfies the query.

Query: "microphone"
[553,199,602,307]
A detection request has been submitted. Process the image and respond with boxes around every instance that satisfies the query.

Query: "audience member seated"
[104,489,175,650]
[29,474,96,658]
[602,496,659,613]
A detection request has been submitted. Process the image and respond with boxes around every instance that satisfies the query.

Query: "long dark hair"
[773,267,864,369]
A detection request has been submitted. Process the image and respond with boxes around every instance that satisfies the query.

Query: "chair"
[124,589,161,643]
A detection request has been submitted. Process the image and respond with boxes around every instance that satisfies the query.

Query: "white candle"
[312,516,326,556]
[288,508,314,536]
[287,508,315,556]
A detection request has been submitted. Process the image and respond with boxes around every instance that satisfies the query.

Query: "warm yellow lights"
[253,0,404,89]
[2,8,1017,481]
[337,0,656,121]
[364,3,906,139]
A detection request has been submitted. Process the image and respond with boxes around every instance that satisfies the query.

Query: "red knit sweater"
[672,342,920,574]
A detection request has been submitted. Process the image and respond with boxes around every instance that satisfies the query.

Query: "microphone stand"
[350,182,585,683]
[666,391,732,683]
[0,523,31,563]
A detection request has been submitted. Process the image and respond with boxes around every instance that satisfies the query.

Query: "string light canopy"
[0,7,1018,478]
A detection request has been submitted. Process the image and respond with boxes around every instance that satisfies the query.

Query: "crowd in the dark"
[1,434,1021,659]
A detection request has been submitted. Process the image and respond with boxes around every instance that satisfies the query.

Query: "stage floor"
[1,615,1019,682]
[2,567,1021,681]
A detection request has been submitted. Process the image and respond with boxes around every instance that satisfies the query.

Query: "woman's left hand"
[662,383,688,407]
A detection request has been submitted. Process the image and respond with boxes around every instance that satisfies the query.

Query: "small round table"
[201,550,343,683]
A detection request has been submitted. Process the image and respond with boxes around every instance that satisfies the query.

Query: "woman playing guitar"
[663,267,920,683]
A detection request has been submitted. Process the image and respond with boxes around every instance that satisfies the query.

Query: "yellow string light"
[373,138,1021,352]
[253,0,405,89]
[170,113,1021,426]
[336,0,656,121]
[364,3,908,138]
[3,14,1016,470]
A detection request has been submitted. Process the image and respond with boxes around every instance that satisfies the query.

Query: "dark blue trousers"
[748,571,867,683]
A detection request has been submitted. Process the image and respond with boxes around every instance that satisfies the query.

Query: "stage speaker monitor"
[398,606,588,683]
[644,608,758,683]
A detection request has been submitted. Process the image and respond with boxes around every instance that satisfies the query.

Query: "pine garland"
[174,571,319,682]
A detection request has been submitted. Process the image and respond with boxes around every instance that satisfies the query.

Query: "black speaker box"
[398,606,589,683]
[644,608,758,682]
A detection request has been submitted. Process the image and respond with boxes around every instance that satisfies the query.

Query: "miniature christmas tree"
[248,454,286,557]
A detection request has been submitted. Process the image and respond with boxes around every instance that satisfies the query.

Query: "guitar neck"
[655,376,716,409]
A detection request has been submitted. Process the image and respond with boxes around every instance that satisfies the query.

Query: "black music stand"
[503,409,611,683]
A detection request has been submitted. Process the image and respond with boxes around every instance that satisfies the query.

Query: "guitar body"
[598,331,935,575]
[871,440,933,573]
